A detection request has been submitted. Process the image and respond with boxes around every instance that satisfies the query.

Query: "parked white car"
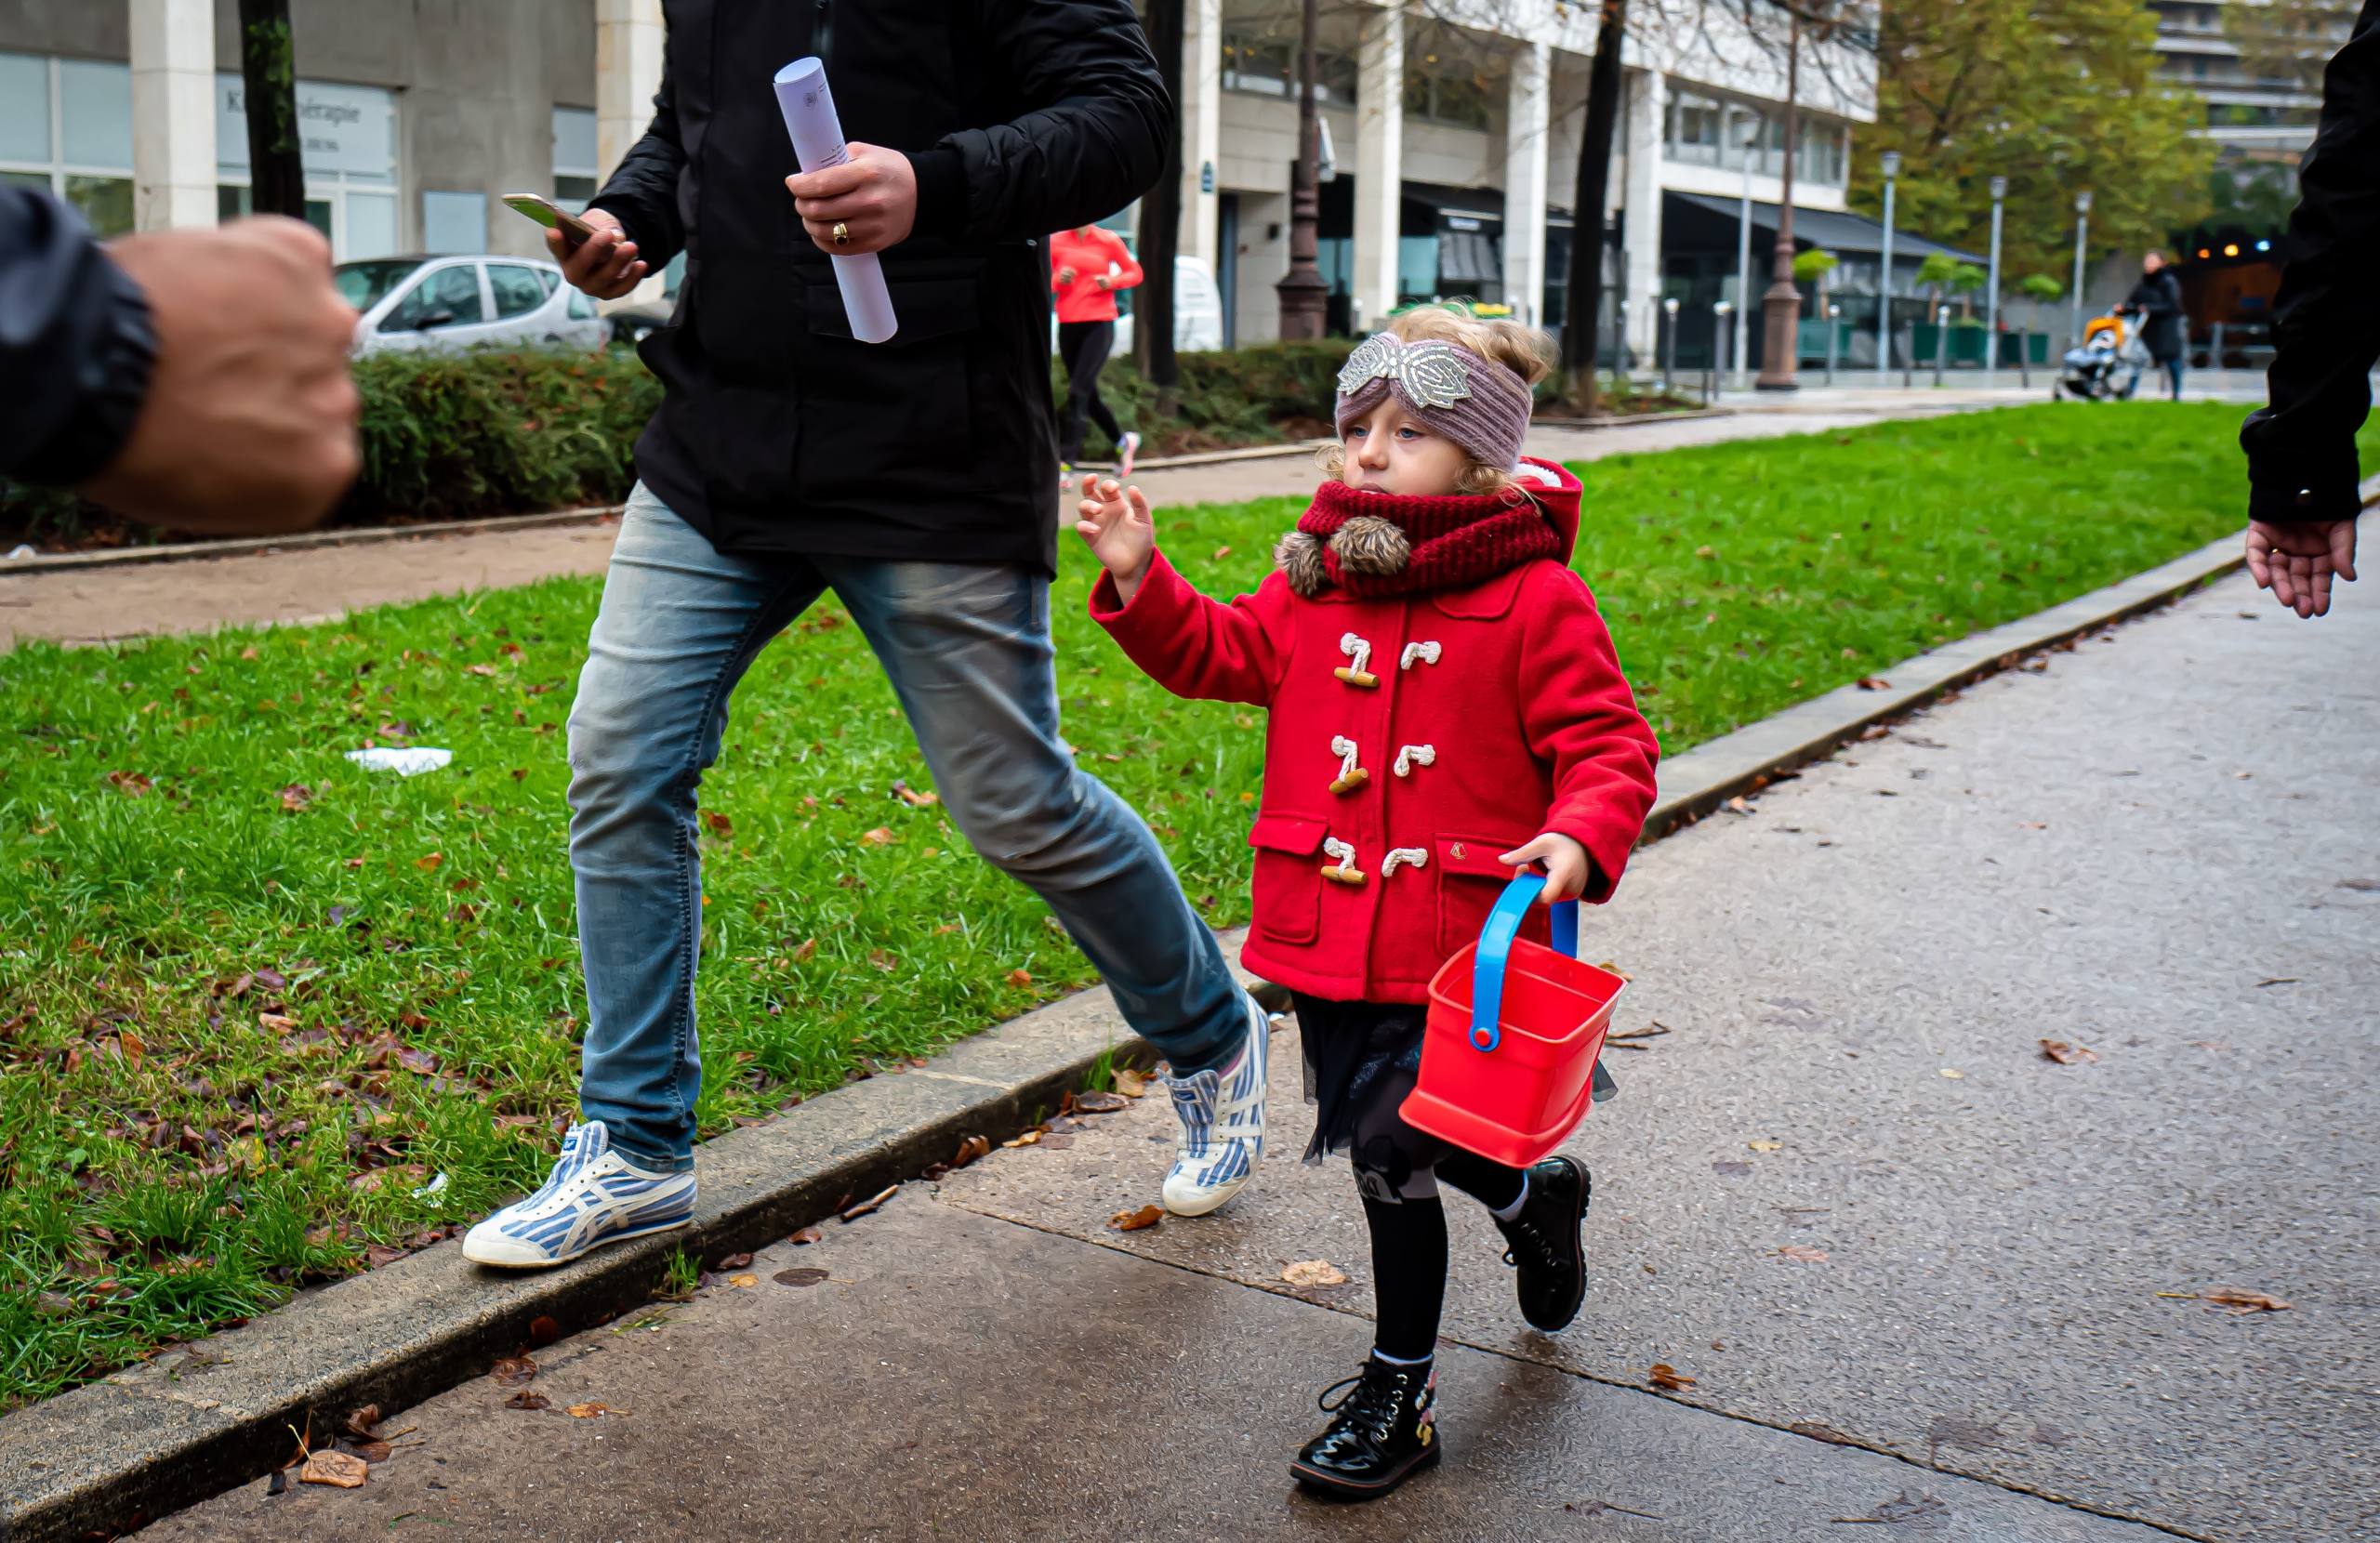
[1053,256,1228,356]
[338,256,609,357]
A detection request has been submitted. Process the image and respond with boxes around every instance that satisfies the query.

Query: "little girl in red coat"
[1078,305,1659,1499]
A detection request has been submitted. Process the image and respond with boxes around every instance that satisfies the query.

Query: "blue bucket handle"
[1469,873,1579,1052]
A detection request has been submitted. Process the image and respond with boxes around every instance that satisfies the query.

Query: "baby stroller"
[2057,310,2149,402]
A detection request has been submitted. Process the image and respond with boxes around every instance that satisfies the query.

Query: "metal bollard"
[1901,323,1915,389]
[2210,321,2225,372]
[1932,306,1949,388]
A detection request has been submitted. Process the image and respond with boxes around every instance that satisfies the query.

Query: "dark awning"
[1667,191,1983,263]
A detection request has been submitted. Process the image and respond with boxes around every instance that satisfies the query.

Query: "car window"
[567,290,595,320]
[380,265,487,332]
[335,258,421,311]
[489,264,548,319]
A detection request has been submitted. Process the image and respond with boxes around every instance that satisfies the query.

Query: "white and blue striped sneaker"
[1160,993,1269,1217]
[461,1120,695,1270]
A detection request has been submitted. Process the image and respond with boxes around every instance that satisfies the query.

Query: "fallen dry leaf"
[1000,1130,1042,1148]
[2199,1289,2292,1314]
[1282,1259,1349,1287]
[1938,1068,1965,1080]
[299,1450,369,1488]
[1856,676,1892,691]
[1725,797,1753,815]
[490,1354,537,1388]
[1647,1363,1696,1391]
[788,1227,823,1246]
[349,1439,394,1464]
[2039,1039,2099,1065]
[1074,1090,1130,1114]
[566,1402,623,1418]
[790,937,818,963]
[727,1273,759,1289]
[528,1315,562,1347]
[1114,1068,1149,1098]
[951,1135,992,1167]
[1748,1140,1783,1153]
[893,782,939,809]
[106,770,153,797]
[716,1253,754,1271]
[866,949,899,972]
[702,811,733,837]
[774,1267,829,1287]
[1776,1245,1831,1263]
[860,826,896,847]
[342,1405,382,1440]
[415,851,443,871]
[1006,968,1033,988]
[840,1184,898,1221]
[504,1390,549,1411]
[278,783,314,813]
[1109,1204,1165,1233]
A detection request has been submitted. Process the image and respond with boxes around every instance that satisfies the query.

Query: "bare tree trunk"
[238,0,306,220]
[1563,0,1628,412]
[1275,0,1329,339]
[1136,0,1183,399]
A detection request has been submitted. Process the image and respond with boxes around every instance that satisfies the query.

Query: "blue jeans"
[2160,357,2185,400]
[567,486,1249,1170]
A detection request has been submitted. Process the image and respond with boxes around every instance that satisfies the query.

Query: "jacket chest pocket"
[1432,833,1540,956]
[1249,813,1329,946]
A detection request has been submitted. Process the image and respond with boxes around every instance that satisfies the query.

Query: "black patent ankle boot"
[1289,1355,1441,1499]
[1496,1155,1591,1332]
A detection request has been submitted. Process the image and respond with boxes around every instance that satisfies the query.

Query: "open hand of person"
[786,142,917,256]
[549,206,647,299]
[1500,833,1593,903]
[2245,518,2358,617]
[1074,475,1156,601]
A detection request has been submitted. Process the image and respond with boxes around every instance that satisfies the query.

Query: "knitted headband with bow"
[1332,332,1535,471]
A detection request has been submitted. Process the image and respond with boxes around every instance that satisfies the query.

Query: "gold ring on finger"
[831,221,851,247]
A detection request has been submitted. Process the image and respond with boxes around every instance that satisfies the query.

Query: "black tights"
[1057,319,1123,462]
[1365,1151,1526,1359]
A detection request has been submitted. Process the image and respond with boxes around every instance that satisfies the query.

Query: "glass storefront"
[214,73,399,259]
[0,53,137,236]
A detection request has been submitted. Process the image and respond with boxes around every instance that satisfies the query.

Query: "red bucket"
[1399,874,1625,1168]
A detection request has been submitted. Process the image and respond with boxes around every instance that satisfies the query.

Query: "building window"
[553,106,598,210]
[0,53,135,237]
[1665,89,1726,166]
[1404,65,1493,129]
[422,190,488,256]
[214,74,398,258]
[1221,33,1357,105]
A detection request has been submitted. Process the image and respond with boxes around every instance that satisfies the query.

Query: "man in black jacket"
[2120,253,2187,401]
[463,0,1274,1271]
[1,189,360,534]
[2239,0,2376,618]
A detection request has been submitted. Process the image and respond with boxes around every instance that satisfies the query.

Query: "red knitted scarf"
[1289,480,1562,600]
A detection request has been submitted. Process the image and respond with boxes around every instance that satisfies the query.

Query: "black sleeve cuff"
[906,146,968,244]
[2247,475,2365,524]
[16,246,158,487]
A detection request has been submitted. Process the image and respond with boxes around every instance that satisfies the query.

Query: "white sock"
[1489,1172,1530,1224]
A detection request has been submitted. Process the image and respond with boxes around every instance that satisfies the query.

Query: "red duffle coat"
[1091,458,1659,1005]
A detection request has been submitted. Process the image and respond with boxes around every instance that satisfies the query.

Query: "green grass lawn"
[0,402,2296,1405]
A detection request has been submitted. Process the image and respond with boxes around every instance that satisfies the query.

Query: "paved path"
[139,570,2377,1541]
[1,398,2012,652]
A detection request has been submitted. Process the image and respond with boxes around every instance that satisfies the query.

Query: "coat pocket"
[1432,832,1540,956]
[1248,812,1329,946]
[796,269,985,502]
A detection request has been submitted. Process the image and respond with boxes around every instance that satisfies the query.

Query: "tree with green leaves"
[1851,0,2213,283]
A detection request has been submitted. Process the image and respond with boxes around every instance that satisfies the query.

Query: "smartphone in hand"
[502,193,596,252]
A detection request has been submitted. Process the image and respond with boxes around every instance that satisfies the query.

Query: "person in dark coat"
[2239,0,2376,618]
[463,0,1276,1272]
[2120,251,2187,401]
[1,189,359,534]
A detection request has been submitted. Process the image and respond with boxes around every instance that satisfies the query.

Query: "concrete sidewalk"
[139,571,2377,1541]
[0,401,2000,652]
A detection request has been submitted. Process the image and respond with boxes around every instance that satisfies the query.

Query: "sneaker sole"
[1160,1167,1252,1218]
[1290,1440,1442,1499]
[463,1212,692,1270]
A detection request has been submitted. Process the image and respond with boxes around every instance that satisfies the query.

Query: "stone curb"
[0,408,1738,578]
[0,511,2311,1540]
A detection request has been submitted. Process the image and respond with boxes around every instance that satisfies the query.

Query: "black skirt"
[1292,993,1432,1164]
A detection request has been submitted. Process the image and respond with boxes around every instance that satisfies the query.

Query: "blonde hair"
[1321,303,1555,495]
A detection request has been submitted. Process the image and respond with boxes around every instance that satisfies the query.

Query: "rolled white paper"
[773,57,898,344]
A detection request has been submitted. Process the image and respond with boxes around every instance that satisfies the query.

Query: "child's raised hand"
[1500,833,1593,903]
[1074,475,1157,594]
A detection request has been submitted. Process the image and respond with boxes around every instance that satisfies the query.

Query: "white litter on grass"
[5,545,34,560]
[345,747,453,776]
[412,1172,449,1205]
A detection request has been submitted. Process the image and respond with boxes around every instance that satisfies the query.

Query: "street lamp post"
[1273,0,1328,339]
[1755,8,1803,390]
[2069,190,2093,353]
[1826,301,1841,382]
[1734,109,1758,389]
[1713,300,1734,398]
[1661,295,1680,392]
[1985,175,2006,390]
[1876,149,1899,387]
